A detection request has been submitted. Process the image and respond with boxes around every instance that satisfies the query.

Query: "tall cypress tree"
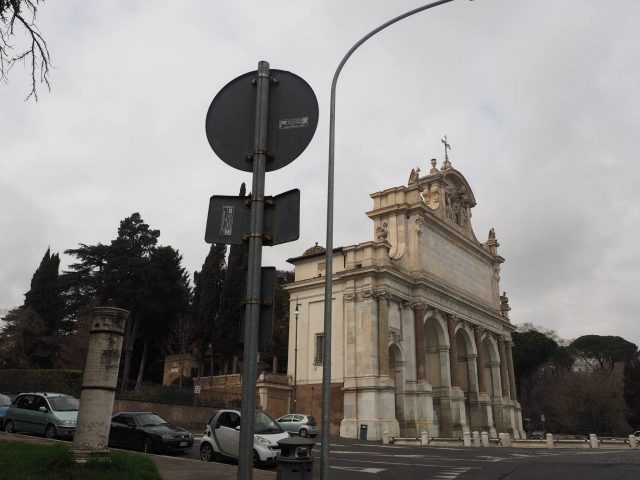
[24,247,64,334]
[192,243,227,373]
[216,182,248,371]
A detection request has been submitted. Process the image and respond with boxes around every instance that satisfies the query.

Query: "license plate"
[179,441,188,447]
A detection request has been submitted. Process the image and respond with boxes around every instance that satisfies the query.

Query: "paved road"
[307,437,640,480]
[21,431,638,479]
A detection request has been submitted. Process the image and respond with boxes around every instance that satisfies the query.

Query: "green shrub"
[0,441,162,480]
[0,369,83,397]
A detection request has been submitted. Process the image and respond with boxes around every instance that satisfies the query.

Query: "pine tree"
[192,243,227,374]
[134,245,192,388]
[216,182,248,371]
[102,212,160,391]
[61,242,109,323]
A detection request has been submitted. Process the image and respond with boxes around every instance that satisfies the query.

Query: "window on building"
[314,333,324,364]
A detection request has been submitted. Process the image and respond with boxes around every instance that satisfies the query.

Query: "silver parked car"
[275,413,318,437]
[4,392,78,439]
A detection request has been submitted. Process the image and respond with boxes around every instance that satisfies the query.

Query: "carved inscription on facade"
[419,288,501,330]
[422,229,493,303]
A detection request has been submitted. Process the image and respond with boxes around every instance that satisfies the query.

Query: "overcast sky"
[1,0,638,347]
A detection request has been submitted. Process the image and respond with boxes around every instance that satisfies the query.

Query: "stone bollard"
[589,434,599,449]
[463,431,471,447]
[472,431,481,448]
[498,433,512,447]
[629,435,637,449]
[382,431,390,445]
[421,431,429,446]
[72,307,129,462]
[481,431,490,447]
[546,433,554,449]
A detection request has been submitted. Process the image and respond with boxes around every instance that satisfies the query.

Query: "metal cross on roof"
[441,134,452,162]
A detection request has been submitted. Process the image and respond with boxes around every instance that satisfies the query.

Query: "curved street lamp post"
[321,1,472,479]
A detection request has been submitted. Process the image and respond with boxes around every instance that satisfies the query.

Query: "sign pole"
[237,60,270,480]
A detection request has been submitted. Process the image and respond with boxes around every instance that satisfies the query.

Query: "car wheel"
[253,450,261,467]
[4,420,14,433]
[200,442,214,462]
[142,437,153,454]
[45,425,57,439]
[299,428,308,438]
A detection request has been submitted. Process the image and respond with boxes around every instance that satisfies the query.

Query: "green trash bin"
[276,436,315,480]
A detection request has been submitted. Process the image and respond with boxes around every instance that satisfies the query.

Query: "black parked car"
[109,412,193,454]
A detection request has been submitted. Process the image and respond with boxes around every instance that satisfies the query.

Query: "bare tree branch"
[0,0,51,101]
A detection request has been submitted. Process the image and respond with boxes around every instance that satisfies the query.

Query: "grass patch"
[0,440,162,480]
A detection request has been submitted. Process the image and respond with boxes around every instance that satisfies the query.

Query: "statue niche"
[444,186,470,227]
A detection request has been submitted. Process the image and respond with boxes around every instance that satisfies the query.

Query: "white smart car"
[199,409,289,466]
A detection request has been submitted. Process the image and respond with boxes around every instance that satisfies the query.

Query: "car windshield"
[136,414,168,427]
[48,396,79,411]
[0,394,10,406]
[254,410,284,434]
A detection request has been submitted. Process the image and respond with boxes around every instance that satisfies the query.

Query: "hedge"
[0,369,83,397]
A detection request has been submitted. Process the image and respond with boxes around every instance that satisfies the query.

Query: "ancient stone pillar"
[505,340,517,401]
[378,292,390,377]
[447,316,460,387]
[413,304,427,382]
[72,306,129,461]
[497,337,510,398]
[473,326,487,394]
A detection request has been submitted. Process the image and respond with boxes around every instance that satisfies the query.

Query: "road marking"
[333,458,479,469]
[432,471,470,480]
[331,466,387,474]
[476,455,505,462]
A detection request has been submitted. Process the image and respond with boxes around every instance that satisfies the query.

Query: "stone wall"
[294,383,344,435]
[117,373,292,429]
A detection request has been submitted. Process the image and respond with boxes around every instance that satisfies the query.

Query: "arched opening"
[424,313,448,434]
[481,336,502,398]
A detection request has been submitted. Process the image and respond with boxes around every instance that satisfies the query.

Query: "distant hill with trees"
[513,324,639,437]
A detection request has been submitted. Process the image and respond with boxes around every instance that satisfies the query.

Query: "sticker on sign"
[279,117,309,129]
[220,206,234,236]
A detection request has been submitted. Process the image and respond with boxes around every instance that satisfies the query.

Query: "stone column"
[378,293,390,377]
[505,340,517,401]
[73,306,129,461]
[497,337,510,398]
[413,304,427,382]
[447,316,460,387]
[473,326,487,394]
[471,326,496,438]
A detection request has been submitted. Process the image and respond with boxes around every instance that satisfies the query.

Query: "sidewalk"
[0,432,275,480]
[151,454,276,480]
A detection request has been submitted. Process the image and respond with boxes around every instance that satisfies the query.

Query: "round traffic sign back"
[205,69,319,172]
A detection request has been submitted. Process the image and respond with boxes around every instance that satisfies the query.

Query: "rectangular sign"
[205,189,300,246]
[239,266,276,348]
[194,385,201,394]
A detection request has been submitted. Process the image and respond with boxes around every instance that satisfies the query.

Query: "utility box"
[276,436,315,480]
[359,424,368,441]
